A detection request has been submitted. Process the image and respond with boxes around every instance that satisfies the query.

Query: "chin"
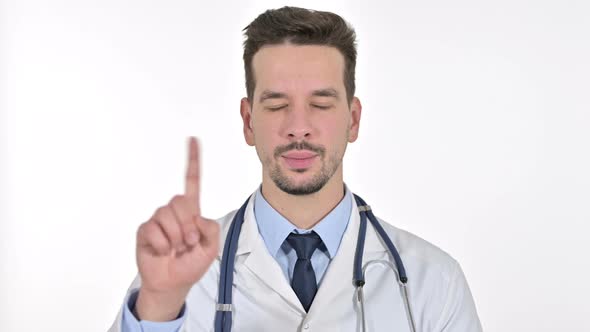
[276,173,329,196]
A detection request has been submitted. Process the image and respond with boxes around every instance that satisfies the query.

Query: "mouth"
[281,152,318,169]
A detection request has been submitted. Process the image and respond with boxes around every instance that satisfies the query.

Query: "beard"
[268,140,342,196]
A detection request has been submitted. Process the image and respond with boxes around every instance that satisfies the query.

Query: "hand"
[134,137,220,321]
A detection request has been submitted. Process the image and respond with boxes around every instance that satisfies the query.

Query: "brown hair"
[243,6,357,105]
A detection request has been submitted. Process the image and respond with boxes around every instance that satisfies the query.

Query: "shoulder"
[216,208,240,232]
[375,216,460,279]
[373,217,483,330]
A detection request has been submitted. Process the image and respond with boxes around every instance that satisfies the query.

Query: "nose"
[283,105,313,141]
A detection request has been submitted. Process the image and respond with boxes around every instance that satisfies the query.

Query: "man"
[109,6,482,332]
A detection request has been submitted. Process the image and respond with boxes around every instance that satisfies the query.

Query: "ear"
[240,97,255,146]
[348,97,362,143]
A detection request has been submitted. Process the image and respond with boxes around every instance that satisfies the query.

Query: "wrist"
[134,287,188,322]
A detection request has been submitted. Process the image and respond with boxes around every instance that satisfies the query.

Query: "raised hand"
[134,137,220,321]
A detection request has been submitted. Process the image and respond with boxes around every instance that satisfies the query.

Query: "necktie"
[286,231,323,312]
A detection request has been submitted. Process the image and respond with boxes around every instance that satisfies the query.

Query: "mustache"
[274,141,325,158]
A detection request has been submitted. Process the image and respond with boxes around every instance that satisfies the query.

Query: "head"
[240,6,362,196]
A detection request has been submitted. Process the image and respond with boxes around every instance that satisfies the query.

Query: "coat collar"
[215,188,390,312]
[217,188,388,258]
[253,184,353,259]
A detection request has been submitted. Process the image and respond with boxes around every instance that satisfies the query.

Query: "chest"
[183,254,417,332]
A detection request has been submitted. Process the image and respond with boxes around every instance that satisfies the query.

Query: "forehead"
[251,43,345,98]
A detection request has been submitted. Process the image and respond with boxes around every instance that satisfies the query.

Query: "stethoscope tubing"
[215,194,413,332]
[215,197,250,332]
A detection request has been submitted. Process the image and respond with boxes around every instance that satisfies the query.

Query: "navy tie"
[286,231,323,312]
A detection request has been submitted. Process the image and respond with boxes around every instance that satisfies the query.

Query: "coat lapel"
[305,200,359,317]
[215,190,392,318]
[238,192,304,311]
[307,198,389,318]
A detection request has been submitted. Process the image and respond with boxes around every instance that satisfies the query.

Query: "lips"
[282,151,318,159]
[281,151,318,169]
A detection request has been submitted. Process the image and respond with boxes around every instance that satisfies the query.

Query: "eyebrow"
[312,88,340,99]
[258,88,340,103]
[259,90,288,103]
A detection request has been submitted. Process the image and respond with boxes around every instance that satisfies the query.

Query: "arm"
[121,289,186,332]
[134,137,219,321]
[109,137,219,331]
[434,261,483,332]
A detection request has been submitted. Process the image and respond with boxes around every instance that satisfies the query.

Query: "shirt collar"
[253,183,353,259]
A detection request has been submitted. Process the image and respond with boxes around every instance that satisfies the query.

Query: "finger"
[153,206,184,251]
[184,137,201,217]
[169,195,200,246]
[137,221,170,256]
[197,218,220,257]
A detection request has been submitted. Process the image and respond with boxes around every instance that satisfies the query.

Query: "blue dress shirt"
[121,185,353,332]
[253,184,352,285]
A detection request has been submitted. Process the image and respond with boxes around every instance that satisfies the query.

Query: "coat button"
[303,323,310,329]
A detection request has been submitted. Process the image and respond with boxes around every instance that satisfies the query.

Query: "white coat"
[109,190,483,332]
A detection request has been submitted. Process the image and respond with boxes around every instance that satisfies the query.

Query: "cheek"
[324,116,349,141]
[326,119,351,157]
[252,116,270,140]
[253,125,277,158]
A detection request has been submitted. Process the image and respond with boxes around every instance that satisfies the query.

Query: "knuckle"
[137,221,153,237]
[169,198,187,215]
[153,206,167,220]
[155,210,182,241]
[144,221,160,238]
[171,200,192,226]
[149,239,167,253]
[136,224,145,240]
[169,194,185,206]
[182,221,196,235]
[137,221,147,234]
[138,222,159,246]
[147,226,168,247]
[154,207,173,224]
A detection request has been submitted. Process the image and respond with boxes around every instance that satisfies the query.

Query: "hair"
[242,6,357,105]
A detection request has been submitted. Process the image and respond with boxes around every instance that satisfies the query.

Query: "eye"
[312,104,332,110]
[266,104,288,111]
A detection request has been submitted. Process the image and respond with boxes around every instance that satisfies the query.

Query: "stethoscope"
[214,193,417,332]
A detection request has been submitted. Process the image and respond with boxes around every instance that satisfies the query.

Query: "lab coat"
[108,191,483,332]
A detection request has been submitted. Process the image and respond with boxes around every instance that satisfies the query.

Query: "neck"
[260,168,345,229]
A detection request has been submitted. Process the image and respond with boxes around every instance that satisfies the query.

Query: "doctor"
[109,6,482,332]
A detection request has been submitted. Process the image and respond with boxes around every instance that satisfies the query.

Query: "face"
[240,43,361,196]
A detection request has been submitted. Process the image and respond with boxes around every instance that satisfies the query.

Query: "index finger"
[185,136,201,216]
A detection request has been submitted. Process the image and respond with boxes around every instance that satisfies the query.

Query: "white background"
[1,0,589,331]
